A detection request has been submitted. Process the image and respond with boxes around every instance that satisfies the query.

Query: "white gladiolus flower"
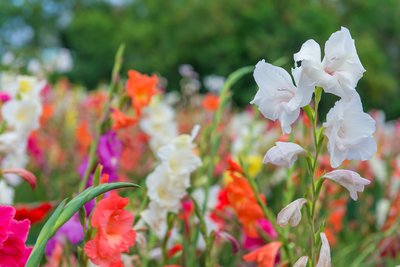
[263,142,305,167]
[316,233,331,267]
[324,170,370,201]
[251,60,301,134]
[143,126,202,239]
[0,180,14,204]
[0,132,26,153]
[293,256,309,267]
[140,100,178,153]
[157,133,202,176]
[141,202,169,238]
[277,198,307,227]
[146,165,189,211]
[2,98,42,134]
[0,74,45,100]
[291,27,365,108]
[323,94,376,168]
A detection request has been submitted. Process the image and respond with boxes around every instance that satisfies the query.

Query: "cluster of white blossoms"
[0,73,44,204]
[141,126,202,238]
[252,26,376,169]
[252,27,378,266]
[140,97,178,154]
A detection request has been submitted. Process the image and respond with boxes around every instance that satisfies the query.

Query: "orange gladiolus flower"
[84,192,136,267]
[75,121,92,155]
[126,70,158,115]
[202,93,220,111]
[243,241,281,267]
[225,159,266,238]
[111,108,138,130]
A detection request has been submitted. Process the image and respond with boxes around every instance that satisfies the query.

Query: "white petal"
[294,39,321,63]
[324,170,370,201]
[293,256,309,267]
[263,142,305,167]
[322,27,366,98]
[323,94,376,168]
[277,198,307,227]
[316,233,331,267]
[251,60,300,133]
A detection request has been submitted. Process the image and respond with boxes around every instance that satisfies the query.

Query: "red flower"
[84,192,136,267]
[14,203,52,224]
[202,93,220,112]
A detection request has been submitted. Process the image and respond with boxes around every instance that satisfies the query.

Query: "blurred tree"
[1,0,400,118]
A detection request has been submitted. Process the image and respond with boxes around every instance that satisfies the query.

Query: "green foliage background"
[1,0,400,118]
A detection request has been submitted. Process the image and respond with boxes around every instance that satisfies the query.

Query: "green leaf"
[306,151,314,174]
[315,178,325,197]
[315,86,323,107]
[26,199,67,267]
[316,127,325,147]
[26,182,139,267]
[303,105,315,124]
[92,164,103,187]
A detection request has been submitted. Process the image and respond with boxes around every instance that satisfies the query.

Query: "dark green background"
[1,0,399,118]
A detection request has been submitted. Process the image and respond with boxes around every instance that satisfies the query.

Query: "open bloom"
[323,94,376,168]
[146,164,188,211]
[316,233,331,267]
[157,131,202,176]
[85,192,136,267]
[251,60,301,134]
[293,256,309,267]
[140,100,178,152]
[0,74,45,100]
[291,26,365,108]
[243,241,281,267]
[0,206,32,266]
[324,170,370,200]
[277,198,307,227]
[2,98,42,134]
[126,70,158,115]
[111,108,138,130]
[263,142,305,167]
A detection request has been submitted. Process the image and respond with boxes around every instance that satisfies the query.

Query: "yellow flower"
[246,155,263,178]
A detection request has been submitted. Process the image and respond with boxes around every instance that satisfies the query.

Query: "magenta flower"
[0,205,32,266]
[45,213,84,256]
[243,219,278,250]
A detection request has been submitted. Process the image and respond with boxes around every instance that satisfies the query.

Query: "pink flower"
[2,168,37,189]
[0,206,32,267]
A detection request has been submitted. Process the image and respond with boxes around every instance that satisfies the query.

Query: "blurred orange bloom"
[40,103,54,125]
[84,192,136,267]
[202,93,220,111]
[225,159,265,238]
[243,241,281,267]
[111,108,138,130]
[75,121,92,155]
[126,70,158,115]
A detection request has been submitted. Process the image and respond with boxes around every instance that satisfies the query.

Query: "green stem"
[161,214,174,265]
[202,65,254,212]
[78,44,125,192]
[191,196,215,267]
[308,87,325,267]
